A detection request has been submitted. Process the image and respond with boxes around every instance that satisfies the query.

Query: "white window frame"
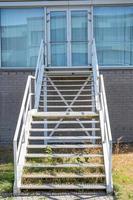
[47,7,68,67]
[47,6,93,68]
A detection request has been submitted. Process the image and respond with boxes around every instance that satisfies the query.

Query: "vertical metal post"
[29,77,32,110]
[44,73,47,145]
[91,81,96,144]
[13,140,18,194]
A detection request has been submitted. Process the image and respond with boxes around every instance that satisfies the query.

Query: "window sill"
[0,67,35,72]
[100,66,133,70]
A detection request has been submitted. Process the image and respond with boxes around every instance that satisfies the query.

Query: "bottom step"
[20,184,106,190]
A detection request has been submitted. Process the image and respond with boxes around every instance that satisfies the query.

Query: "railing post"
[107,141,113,193]
[13,140,18,194]
[29,78,32,110]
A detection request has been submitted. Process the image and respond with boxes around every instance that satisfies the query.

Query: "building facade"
[0,0,133,145]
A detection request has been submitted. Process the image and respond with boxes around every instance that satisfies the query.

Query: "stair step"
[30,128,100,132]
[29,136,101,141]
[43,80,92,83]
[27,144,102,149]
[22,174,105,179]
[40,99,94,103]
[45,73,92,77]
[45,70,92,74]
[42,89,92,92]
[31,120,99,124]
[20,184,106,190]
[28,136,101,143]
[26,153,103,158]
[44,84,93,87]
[39,105,94,109]
[40,94,94,97]
[44,66,92,70]
[25,163,104,168]
[45,71,92,78]
[32,111,99,119]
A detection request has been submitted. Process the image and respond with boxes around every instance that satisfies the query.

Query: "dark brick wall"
[0,70,34,145]
[101,69,133,143]
[0,69,133,145]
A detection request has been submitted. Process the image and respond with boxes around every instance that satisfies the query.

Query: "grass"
[0,147,14,194]
[0,144,133,200]
[112,143,133,200]
[0,163,14,193]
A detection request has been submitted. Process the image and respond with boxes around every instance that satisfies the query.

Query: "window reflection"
[50,11,67,66]
[1,8,44,68]
[94,6,133,66]
[71,11,88,66]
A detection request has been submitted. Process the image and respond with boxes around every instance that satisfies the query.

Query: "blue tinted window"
[1,8,44,68]
[94,7,133,66]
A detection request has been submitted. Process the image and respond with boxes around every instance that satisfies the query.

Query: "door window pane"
[72,42,88,66]
[1,8,44,68]
[71,11,88,66]
[51,44,67,66]
[51,11,67,42]
[94,6,133,66]
[71,11,88,42]
[50,11,67,66]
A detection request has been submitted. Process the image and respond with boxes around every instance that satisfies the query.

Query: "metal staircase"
[13,39,113,194]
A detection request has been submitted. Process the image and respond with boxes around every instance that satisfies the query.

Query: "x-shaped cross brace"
[46,75,93,137]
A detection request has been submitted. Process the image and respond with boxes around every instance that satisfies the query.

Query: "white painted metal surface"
[13,75,34,194]
[34,40,45,109]
[13,40,45,193]
[92,38,100,111]
[20,184,106,190]
[47,7,92,67]
[13,37,113,194]
[99,75,113,193]
[0,0,132,7]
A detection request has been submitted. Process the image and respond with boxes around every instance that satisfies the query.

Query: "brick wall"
[0,70,34,145]
[101,69,133,143]
[0,69,133,145]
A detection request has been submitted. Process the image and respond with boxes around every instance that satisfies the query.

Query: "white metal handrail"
[100,75,112,142]
[13,40,44,192]
[13,37,113,194]
[92,39,112,193]
[92,38,100,111]
[34,40,45,109]
[13,40,45,193]
[13,75,35,193]
[99,74,113,193]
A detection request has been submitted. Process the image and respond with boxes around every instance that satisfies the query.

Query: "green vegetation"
[0,145,133,200]
[0,147,13,194]
[0,163,14,193]
[113,153,133,200]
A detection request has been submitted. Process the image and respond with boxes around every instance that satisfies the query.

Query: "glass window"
[72,42,88,66]
[94,6,133,66]
[71,11,88,42]
[51,44,67,66]
[71,11,88,66]
[1,8,44,68]
[50,11,67,66]
[51,11,67,42]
